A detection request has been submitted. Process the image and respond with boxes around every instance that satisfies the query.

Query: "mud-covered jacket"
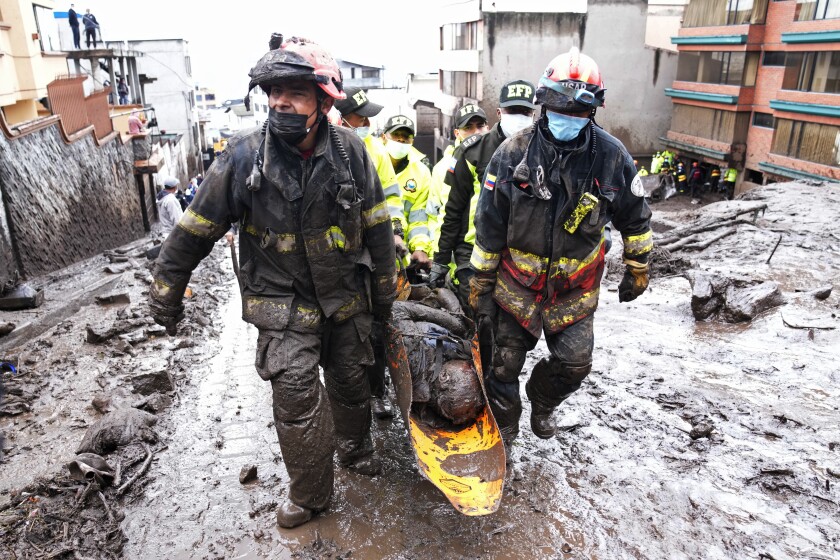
[151,123,397,329]
[470,122,653,337]
[393,145,432,256]
[435,124,507,271]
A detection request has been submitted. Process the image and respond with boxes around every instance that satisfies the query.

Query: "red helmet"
[535,47,605,112]
[247,36,345,101]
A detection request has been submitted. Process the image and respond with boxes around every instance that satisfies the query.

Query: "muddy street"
[2,182,839,559]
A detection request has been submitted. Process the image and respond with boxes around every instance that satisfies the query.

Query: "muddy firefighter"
[469,47,654,443]
[148,37,397,529]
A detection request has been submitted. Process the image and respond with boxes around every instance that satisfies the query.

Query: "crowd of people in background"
[639,150,738,201]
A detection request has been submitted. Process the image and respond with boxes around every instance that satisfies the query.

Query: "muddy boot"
[276,500,314,529]
[529,402,557,439]
[371,396,394,419]
[341,453,382,476]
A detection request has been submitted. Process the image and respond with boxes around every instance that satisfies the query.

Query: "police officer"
[430,81,536,306]
[469,48,653,445]
[149,37,397,528]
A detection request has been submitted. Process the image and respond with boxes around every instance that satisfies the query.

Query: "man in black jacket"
[429,81,536,307]
[68,4,80,49]
[149,38,397,529]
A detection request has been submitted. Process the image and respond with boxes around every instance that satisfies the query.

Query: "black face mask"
[268,108,320,146]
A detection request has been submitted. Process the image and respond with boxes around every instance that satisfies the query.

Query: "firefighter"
[709,165,721,193]
[688,161,705,199]
[675,159,688,193]
[430,81,536,307]
[723,166,737,199]
[469,47,653,445]
[148,37,397,528]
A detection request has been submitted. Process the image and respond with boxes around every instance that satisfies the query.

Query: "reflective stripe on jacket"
[364,135,404,227]
[395,146,432,256]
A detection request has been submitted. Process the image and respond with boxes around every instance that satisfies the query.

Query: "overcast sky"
[78,0,443,100]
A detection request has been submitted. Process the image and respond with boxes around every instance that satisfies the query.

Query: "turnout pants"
[484,310,594,440]
[366,321,387,398]
[255,314,375,511]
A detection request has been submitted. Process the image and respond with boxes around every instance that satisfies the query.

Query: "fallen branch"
[663,227,737,252]
[766,234,782,265]
[116,443,152,496]
[76,482,98,506]
[97,491,115,524]
[112,460,122,489]
[657,217,739,245]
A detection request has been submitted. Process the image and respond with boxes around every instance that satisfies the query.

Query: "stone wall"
[0,122,144,279]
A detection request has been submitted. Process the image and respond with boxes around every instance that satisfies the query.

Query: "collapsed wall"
[0,122,144,280]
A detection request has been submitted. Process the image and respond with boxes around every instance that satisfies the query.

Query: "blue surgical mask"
[545,110,589,142]
[355,126,370,139]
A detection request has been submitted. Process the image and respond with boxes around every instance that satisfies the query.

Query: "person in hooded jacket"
[148,37,397,529]
[469,48,653,446]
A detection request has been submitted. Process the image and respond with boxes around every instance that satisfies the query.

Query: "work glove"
[428,262,449,288]
[149,297,184,335]
[372,301,393,323]
[394,235,408,259]
[618,260,649,303]
[469,273,497,322]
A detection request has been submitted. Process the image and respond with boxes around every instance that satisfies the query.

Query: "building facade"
[337,59,384,89]
[422,0,682,161]
[663,0,840,190]
[0,0,68,124]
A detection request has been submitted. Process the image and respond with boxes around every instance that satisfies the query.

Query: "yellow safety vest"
[395,146,433,256]
[364,135,404,227]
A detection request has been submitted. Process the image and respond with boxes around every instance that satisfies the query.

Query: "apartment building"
[422,0,683,161]
[0,0,68,124]
[663,0,840,189]
[337,59,384,89]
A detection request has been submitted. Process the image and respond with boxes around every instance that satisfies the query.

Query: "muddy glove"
[394,235,408,259]
[469,273,497,321]
[618,260,649,303]
[428,262,449,288]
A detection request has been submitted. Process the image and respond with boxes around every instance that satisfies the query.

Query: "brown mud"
[2,181,839,559]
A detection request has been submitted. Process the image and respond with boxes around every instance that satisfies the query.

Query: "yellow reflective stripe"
[151,277,173,300]
[544,288,600,333]
[333,293,367,322]
[177,209,229,239]
[290,302,322,330]
[549,238,604,279]
[242,223,260,237]
[623,230,653,256]
[304,227,346,255]
[470,244,501,272]
[509,248,549,276]
[362,201,390,229]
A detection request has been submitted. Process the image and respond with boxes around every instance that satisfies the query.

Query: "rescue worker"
[638,166,649,176]
[382,114,433,272]
[148,37,397,529]
[650,152,663,175]
[723,166,737,200]
[430,81,536,306]
[675,159,688,193]
[469,47,653,444]
[335,87,404,420]
[709,165,721,192]
[688,161,704,199]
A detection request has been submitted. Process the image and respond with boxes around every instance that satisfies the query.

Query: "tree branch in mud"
[116,443,152,496]
[660,227,738,252]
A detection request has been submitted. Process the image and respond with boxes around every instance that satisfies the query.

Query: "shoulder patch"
[483,174,496,191]
[460,133,482,152]
[630,173,646,197]
[404,178,417,192]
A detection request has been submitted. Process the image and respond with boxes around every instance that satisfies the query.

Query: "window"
[763,51,786,66]
[795,0,840,20]
[782,51,840,93]
[205,93,215,101]
[771,119,840,166]
[185,56,192,76]
[440,71,479,98]
[362,68,379,79]
[440,21,479,50]
[753,112,775,128]
[676,51,760,85]
[350,68,356,79]
[195,94,203,102]
[671,105,751,143]
[683,0,769,26]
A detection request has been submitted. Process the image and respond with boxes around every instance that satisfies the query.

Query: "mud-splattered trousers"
[470,122,653,439]
[151,123,397,510]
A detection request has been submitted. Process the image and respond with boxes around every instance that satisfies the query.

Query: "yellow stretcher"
[384,309,506,515]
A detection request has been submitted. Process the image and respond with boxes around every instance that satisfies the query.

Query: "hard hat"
[535,47,605,112]
[247,36,345,101]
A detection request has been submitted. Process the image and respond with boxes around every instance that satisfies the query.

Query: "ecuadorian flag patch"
[447,157,456,173]
[484,174,496,190]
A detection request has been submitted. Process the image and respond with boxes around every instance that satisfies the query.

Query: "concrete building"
[662,0,840,191]
[421,0,683,161]
[337,59,384,89]
[194,85,219,111]
[106,39,200,174]
[0,0,68,124]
